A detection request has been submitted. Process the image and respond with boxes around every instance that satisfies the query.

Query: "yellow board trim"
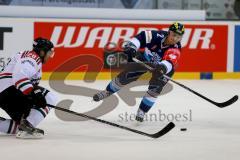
[213,72,240,79]
[42,72,240,80]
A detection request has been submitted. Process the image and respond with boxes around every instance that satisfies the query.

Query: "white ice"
[0,80,240,160]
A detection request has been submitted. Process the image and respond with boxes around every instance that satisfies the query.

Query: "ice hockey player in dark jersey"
[0,37,58,139]
[93,22,185,122]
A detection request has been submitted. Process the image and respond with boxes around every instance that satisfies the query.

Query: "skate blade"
[16,131,44,139]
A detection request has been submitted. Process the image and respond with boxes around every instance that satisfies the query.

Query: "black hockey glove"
[153,63,167,78]
[29,88,47,109]
[123,41,138,61]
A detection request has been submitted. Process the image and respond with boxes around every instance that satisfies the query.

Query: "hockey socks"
[136,92,157,122]
[139,92,157,113]
[106,78,121,93]
[0,118,19,134]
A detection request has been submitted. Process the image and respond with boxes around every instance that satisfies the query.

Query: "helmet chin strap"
[39,50,47,63]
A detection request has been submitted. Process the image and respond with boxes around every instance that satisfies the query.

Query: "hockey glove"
[153,63,167,78]
[29,88,47,109]
[123,41,137,61]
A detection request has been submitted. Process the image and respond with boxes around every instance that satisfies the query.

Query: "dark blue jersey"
[134,30,181,65]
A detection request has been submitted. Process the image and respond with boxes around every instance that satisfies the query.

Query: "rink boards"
[0,18,240,79]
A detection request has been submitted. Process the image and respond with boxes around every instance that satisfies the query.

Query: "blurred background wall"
[0,0,239,80]
[0,0,239,20]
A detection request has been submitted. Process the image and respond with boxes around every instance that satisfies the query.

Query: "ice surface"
[1,80,240,160]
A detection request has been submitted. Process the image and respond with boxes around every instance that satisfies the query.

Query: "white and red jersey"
[0,50,42,95]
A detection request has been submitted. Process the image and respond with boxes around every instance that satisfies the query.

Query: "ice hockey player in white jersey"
[0,37,58,139]
[93,22,185,122]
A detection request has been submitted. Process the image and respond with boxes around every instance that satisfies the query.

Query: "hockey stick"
[47,103,175,139]
[132,57,238,108]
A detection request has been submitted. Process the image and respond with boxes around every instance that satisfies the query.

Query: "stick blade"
[216,95,238,108]
[150,122,175,139]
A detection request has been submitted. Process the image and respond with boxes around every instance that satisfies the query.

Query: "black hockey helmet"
[169,22,185,35]
[33,37,54,55]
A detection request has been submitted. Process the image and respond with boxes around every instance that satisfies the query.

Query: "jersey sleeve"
[12,57,39,95]
[129,30,158,49]
[161,48,181,73]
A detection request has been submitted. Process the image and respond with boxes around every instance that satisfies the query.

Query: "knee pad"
[149,75,169,95]
[148,84,164,96]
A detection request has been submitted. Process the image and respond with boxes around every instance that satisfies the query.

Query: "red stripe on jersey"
[22,86,33,95]
[44,107,49,114]
[36,57,41,65]
[0,73,12,76]
[21,51,29,58]
[12,122,18,134]
[21,51,42,65]
[25,51,40,61]
[15,78,29,86]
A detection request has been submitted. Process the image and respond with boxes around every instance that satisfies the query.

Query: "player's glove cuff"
[123,41,137,60]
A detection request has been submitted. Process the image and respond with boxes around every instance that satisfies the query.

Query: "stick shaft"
[47,103,164,138]
[132,57,238,108]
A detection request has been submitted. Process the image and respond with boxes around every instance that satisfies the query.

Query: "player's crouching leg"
[16,88,58,139]
[0,117,19,135]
